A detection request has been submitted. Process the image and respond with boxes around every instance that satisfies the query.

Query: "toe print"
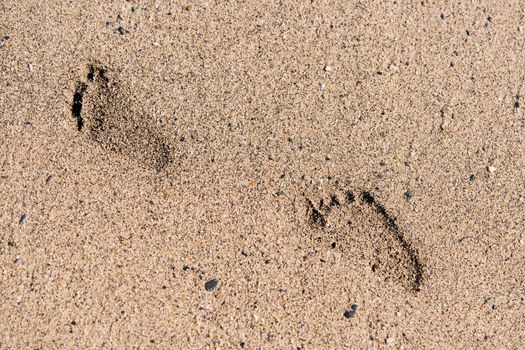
[304,188,423,293]
[70,62,174,171]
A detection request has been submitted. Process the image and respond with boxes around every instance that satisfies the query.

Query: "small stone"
[385,337,395,346]
[404,191,413,201]
[28,64,33,71]
[18,214,26,225]
[204,278,219,291]
[488,165,496,173]
[324,65,332,72]
[469,174,476,181]
[319,82,326,89]
[343,303,358,318]
[117,26,127,35]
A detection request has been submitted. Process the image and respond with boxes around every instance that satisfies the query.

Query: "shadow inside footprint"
[71,62,174,171]
[305,189,423,293]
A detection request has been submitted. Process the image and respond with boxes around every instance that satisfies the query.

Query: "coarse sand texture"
[2,1,525,349]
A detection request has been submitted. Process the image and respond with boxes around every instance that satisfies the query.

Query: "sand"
[1,1,525,349]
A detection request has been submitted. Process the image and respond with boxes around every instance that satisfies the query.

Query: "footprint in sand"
[71,62,174,171]
[302,186,424,293]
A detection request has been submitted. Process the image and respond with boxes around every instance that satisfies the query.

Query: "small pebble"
[204,278,219,291]
[404,191,413,201]
[324,65,332,72]
[319,82,326,89]
[488,165,496,173]
[28,64,33,71]
[117,26,127,35]
[385,337,395,346]
[19,214,27,225]
[343,303,358,318]
[469,174,476,181]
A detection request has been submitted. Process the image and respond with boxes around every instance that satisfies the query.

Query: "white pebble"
[320,82,326,89]
[324,65,332,72]
[28,63,33,71]
[488,165,496,173]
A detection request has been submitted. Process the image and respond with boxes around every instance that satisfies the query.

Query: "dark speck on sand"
[343,304,358,318]
[19,213,27,225]
[205,279,219,291]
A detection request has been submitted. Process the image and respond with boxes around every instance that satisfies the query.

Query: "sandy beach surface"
[1,1,525,348]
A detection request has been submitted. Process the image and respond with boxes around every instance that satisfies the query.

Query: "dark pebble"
[19,214,27,225]
[469,174,476,181]
[331,242,336,249]
[404,191,413,201]
[343,303,358,318]
[182,265,190,271]
[117,26,127,35]
[204,278,219,291]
